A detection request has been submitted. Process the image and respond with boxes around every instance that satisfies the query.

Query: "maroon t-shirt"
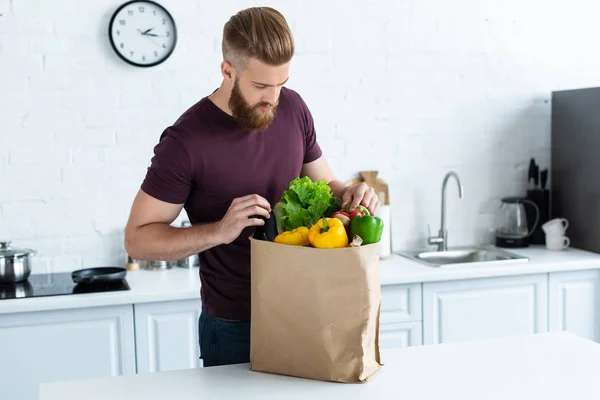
[140,87,322,320]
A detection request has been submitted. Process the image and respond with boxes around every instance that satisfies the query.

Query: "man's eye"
[255,85,267,89]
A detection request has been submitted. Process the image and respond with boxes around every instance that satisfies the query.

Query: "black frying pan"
[71,267,127,285]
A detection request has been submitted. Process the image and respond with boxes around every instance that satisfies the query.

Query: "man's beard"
[228,80,278,131]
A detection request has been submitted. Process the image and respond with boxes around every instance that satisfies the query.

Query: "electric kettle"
[494,197,540,248]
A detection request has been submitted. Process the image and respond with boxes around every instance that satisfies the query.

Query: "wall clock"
[108,0,177,67]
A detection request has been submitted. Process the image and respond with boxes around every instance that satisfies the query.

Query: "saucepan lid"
[0,241,37,258]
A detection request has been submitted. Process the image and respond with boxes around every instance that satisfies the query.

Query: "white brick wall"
[1,0,600,273]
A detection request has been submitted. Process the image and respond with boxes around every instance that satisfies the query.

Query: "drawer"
[381,283,422,323]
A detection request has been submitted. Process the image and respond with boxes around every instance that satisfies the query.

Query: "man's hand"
[215,194,272,245]
[342,182,381,216]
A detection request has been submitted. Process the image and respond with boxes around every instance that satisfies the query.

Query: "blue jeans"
[198,307,250,367]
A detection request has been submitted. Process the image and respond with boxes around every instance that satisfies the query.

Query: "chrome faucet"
[428,171,464,251]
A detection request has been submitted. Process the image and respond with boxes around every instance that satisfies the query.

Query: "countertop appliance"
[551,86,600,254]
[0,272,130,300]
[495,197,540,248]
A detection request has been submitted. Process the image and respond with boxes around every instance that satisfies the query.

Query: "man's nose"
[263,87,280,105]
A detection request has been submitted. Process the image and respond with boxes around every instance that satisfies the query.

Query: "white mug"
[546,235,570,251]
[542,218,569,237]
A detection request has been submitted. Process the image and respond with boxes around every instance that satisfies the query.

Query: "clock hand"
[144,35,161,47]
[142,27,155,35]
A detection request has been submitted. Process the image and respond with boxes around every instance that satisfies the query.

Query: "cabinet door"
[549,270,600,342]
[0,305,135,400]
[381,283,422,323]
[380,322,423,348]
[423,274,548,345]
[134,299,202,373]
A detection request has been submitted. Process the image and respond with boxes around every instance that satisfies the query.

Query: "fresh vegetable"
[324,197,342,217]
[274,177,334,233]
[274,227,310,246]
[350,215,384,245]
[253,211,276,241]
[344,204,370,220]
[350,234,363,247]
[308,218,349,249]
[273,202,286,234]
[332,212,351,231]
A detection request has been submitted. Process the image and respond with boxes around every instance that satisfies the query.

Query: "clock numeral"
[139,6,145,12]
[116,30,120,36]
[153,10,157,16]
[119,19,126,25]
[142,55,146,61]
[162,43,167,49]
[120,43,124,49]
[154,51,158,57]
[162,18,166,25]
[127,10,133,16]
[166,31,170,37]
[130,51,134,57]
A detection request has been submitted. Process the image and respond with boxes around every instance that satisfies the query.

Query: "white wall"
[1,0,599,273]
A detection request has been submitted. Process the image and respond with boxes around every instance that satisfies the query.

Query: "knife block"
[526,189,550,245]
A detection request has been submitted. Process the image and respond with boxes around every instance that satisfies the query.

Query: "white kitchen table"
[39,331,600,400]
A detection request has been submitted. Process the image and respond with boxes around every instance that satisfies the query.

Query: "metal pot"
[145,260,172,271]
[0,241,36,283]
[177,253,200,269]
[0,280,33,299]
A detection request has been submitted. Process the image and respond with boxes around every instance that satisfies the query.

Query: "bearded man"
[124,6,381,367]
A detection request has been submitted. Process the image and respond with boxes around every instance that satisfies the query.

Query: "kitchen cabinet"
[379,284,423,348]
[549,269,600,342]
[5,264,600,400]
[0,305,135,400]
[134,298,202,372]
[422,274,548,345]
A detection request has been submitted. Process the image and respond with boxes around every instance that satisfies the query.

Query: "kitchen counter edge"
[2,245,600,315]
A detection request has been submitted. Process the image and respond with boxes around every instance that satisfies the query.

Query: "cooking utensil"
[0,280,33,299]
[145,260,173,270]
[0,241,36,283]
[71,267,127,285]
[540,169,548,190]
[528,158,536,189]
[177,254,199,268]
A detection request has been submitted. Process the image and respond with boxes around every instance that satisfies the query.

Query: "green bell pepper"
[350,214,384,245]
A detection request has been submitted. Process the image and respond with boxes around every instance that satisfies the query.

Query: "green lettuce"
[273,176,340,233]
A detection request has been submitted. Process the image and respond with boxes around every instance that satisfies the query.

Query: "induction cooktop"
[0,272,130,300]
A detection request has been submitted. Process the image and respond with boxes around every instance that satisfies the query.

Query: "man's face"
[228,58,290,131]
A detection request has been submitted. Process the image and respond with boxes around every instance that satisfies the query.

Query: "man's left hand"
[341,182,381,216]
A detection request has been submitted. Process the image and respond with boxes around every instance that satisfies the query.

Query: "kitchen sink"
[399,246,529,268]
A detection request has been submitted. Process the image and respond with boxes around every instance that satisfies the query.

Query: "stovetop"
[0,272,130,300]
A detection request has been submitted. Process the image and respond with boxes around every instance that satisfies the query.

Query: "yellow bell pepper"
[274,226,310,246]
[308,218,349,249]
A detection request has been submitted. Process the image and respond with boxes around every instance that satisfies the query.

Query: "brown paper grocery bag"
[249,238,383,383]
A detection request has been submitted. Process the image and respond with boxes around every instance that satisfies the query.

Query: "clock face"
[108,0,177,67]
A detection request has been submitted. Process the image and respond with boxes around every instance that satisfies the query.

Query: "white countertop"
[38,331,600,400]
[2,245,600,315]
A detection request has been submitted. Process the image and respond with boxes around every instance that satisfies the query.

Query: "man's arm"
[301,155,381,215]
[124,189,222,261]
[300,156,347,199]
[124,190,272,261]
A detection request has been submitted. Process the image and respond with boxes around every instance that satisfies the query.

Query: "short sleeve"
[140,128,193,204]
[299,95,323,164]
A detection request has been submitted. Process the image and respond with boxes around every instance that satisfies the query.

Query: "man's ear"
[221,61,235,82]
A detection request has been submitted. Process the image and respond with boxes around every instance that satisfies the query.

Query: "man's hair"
[222,7,295,71]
